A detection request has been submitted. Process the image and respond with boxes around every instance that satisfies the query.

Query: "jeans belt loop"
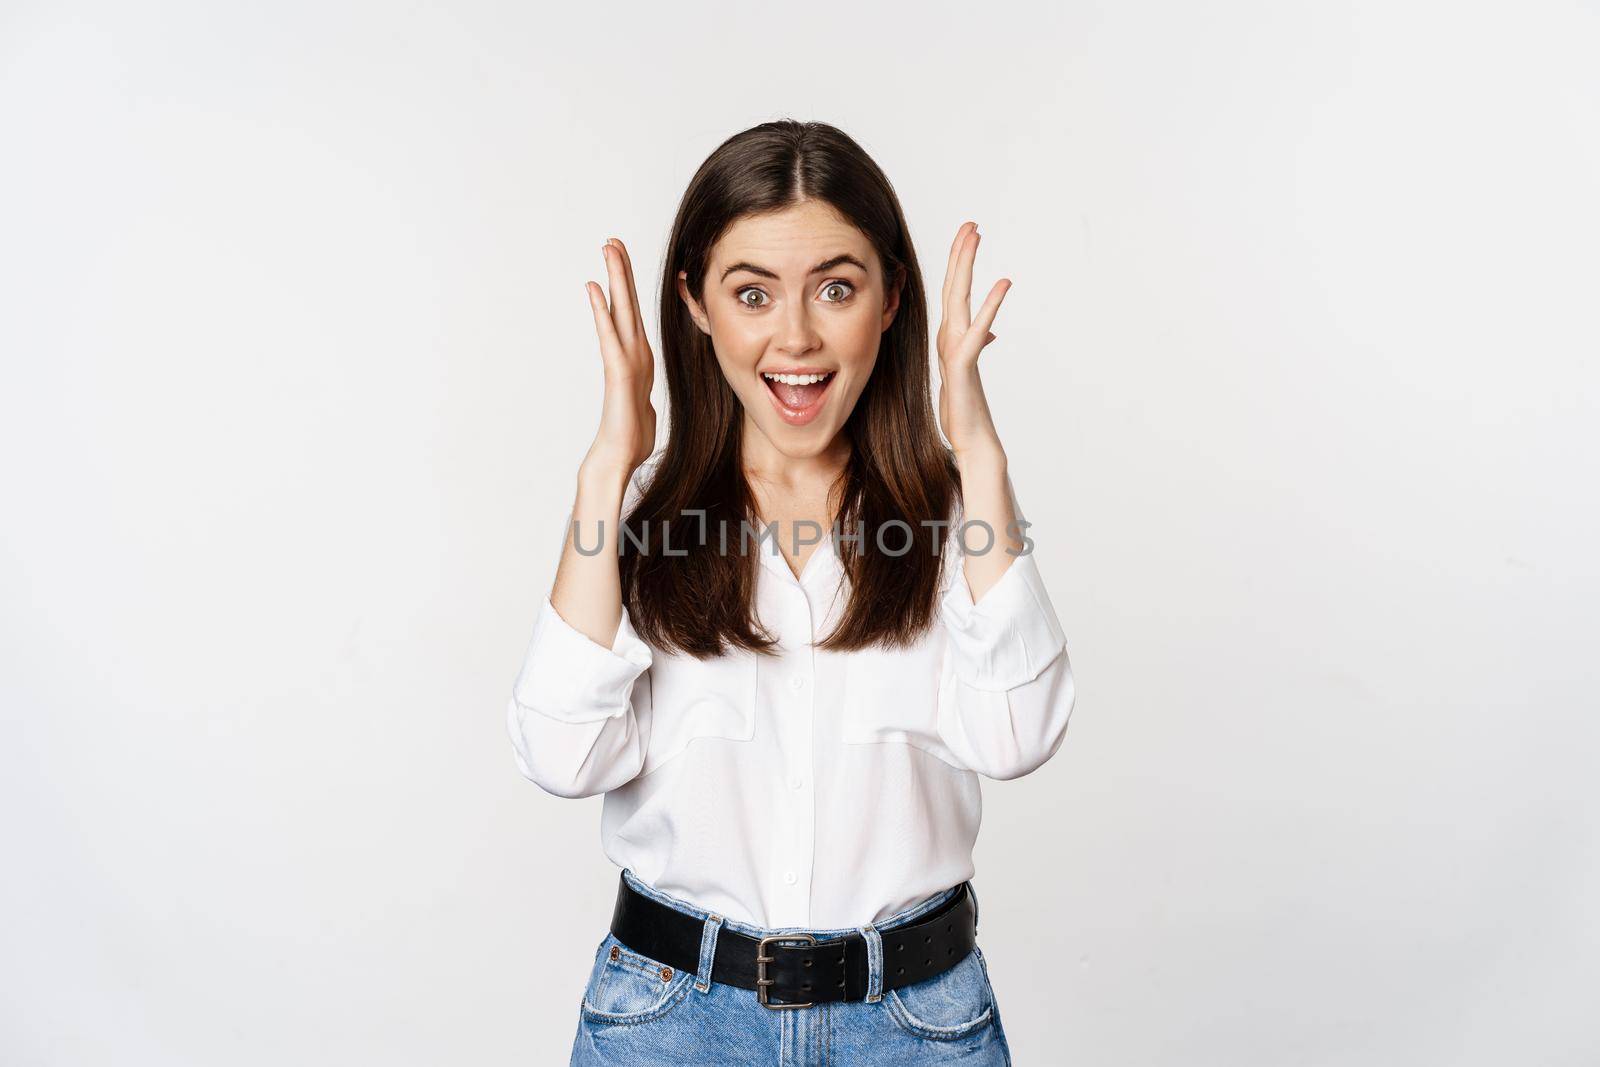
[695,912,725,993]
[857,922,885,1003]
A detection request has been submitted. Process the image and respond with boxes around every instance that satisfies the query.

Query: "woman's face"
[678,200,901,460]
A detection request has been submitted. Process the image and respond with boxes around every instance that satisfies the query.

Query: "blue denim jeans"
[569,869,1012,1065]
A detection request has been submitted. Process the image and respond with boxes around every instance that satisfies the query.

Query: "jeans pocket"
[883,944,997,1041]
[580,932,695,1026]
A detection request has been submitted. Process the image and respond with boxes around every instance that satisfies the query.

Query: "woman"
[507,120,1076,1065]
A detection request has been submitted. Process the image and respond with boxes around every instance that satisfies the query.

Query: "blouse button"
[784,871,797,885]
[788,775,803,790]
[789,675,805,690]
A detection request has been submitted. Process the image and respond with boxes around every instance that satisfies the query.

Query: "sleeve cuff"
[511,594,653,723]
[938,549,1067,692]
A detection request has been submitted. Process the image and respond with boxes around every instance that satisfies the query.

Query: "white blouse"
[506,456,1076,931]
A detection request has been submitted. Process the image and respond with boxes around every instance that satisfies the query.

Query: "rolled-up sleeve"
[935,485,1076,780]
[939,549,1066,692]
[506,459,660,799]
[506,594,653,798]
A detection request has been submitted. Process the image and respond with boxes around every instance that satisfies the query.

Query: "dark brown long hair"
[619,119,962,659]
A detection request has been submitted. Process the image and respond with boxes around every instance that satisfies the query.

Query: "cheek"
[830,306,883,352]
[706,318,763,372]
[832,313,885,377]
[709,312,765,350]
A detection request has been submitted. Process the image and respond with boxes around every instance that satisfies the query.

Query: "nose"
[775,298,822,358]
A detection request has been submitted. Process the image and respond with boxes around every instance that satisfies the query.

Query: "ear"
[677,270,711,335]
[880,264,905,332]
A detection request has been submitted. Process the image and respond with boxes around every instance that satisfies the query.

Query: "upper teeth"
[763,372,831,385]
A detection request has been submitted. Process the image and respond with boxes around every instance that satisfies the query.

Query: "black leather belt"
[608,873,978,1008]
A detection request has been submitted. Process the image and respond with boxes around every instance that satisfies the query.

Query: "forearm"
[549,458,633,648]
[953,442,1019,603]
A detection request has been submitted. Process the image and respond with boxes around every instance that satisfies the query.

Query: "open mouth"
[760,369,837,426]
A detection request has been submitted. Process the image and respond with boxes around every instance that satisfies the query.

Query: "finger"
[585,281,625,366]
[948,227,979,333]
[970,278,1011,339]
[601,242,637,349]
[941,221,975,307]
[610,238,648,349]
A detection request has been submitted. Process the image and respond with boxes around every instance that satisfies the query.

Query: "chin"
[750,416,839,456]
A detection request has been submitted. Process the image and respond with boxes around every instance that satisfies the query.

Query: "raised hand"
[583,237,658,481]
[935,221,1011,462]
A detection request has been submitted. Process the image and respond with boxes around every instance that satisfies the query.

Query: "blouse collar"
[754,521,841,589]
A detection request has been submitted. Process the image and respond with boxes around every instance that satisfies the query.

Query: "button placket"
[781,584,817,922]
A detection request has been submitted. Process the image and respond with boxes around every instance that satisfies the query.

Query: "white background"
[3,1,1597,1063]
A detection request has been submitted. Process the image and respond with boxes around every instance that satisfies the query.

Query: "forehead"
[712,201,873,275]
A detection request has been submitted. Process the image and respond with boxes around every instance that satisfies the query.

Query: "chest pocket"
[839,631,968,774]
[638,648,758,776]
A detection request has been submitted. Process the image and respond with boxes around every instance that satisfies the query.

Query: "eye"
[734,280,856,310]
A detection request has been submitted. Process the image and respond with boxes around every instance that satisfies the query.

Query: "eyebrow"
[720,253,869,283]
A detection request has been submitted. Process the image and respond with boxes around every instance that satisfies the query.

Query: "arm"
[506,236,659,799]
[929,220,1076,779]
[506,463,655,798]
[935,470,1076,780]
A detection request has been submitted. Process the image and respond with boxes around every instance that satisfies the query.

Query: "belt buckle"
[755,933,816,1009]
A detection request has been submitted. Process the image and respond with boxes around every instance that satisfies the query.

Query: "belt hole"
[947,947,954,955]
[837,978,845,987]
[895,966,904,975]
[803,959,812,968]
